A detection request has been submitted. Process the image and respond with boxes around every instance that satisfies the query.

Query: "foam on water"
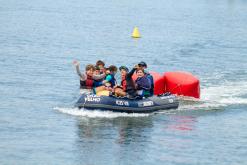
[54,107,150,118]
[178,80,247,110]
[202,81,247,103]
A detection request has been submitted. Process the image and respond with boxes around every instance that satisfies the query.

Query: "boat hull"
[75,93,179,113]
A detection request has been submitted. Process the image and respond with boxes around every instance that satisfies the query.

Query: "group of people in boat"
[73,60,154,99]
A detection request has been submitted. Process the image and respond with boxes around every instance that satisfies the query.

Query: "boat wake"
[53,107,149,118]
[178,80,247,110]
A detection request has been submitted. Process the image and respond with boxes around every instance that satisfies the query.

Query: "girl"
[135,68,151,97]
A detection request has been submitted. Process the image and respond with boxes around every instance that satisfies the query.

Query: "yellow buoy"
[132,27,141,38]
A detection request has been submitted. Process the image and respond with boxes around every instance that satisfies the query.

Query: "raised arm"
[73,60,86,81]
[92,73,105,80]
[126,67,137,80]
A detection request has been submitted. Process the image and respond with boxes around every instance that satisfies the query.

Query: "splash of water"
[54,107,150,118]
[178,81,247,110]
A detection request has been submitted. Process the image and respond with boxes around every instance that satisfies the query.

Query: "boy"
[96,60,105,74]
[113,66,129,97]
[73,60,105,91]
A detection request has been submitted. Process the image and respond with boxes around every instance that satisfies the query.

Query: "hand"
[134,64,139,69]
[73,60,79,66]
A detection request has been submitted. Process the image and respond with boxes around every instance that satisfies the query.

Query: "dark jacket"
[125,68,137,97]
[145,73,154,96]
[135,76,151,91]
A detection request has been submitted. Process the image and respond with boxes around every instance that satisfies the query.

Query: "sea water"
[1,0,247,164]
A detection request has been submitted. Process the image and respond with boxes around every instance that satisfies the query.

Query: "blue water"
[1,0,247,164]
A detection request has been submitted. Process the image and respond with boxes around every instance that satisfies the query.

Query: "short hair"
[85,64,95,71]
[108,65,118,72]
[96,60,105,67]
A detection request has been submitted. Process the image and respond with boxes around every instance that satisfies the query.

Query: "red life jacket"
[121,75,127,91]
[80,75,94,89]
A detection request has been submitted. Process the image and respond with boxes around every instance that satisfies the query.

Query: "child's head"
[85,64,95,76]
[108,65,118,75]
[94,66,100,75]
[119,66,129,77]
[136,68,145,78]
[105,68,110,75]
[96,60,105,67]
[96,60,105,73]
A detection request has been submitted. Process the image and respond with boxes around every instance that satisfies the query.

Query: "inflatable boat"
[75,93,179,113]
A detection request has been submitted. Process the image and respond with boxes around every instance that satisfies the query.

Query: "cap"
[138,61,147,67]
[119,66,129,72]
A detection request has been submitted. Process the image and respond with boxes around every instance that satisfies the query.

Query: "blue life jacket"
[105,74,116,87]
[93,80,103,87]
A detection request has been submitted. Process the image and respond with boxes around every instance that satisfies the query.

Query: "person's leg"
[114,87,126,97]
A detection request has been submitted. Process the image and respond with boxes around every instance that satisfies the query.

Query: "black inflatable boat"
[75,93,179,113]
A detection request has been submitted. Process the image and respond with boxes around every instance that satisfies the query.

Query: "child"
[73,60,105,91]
[138,61,154,96]
[119,66,129,92]
[94,66,101,75]
[96,60,105,74]
[102,65,117,88]
[135,67,151,97]
[113,66,129,97]
[94,65,117,94]
[93,66,104,87]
